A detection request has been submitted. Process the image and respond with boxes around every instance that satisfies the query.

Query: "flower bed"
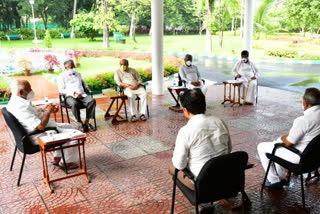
[85,55,182,91]
[0,88,11,103]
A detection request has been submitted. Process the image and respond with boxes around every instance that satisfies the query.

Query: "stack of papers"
[40,131,86,143]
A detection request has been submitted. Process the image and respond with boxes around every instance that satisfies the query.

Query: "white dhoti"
[124,86,147,116]
[257,138,301,184]
[30,123,79,163]
[239,79,257,104]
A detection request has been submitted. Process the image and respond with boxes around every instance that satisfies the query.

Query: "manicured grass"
[290,77,320,86]
[76,56,152,78]
[2,33,320,60]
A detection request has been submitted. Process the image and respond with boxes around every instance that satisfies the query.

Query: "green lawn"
[2,33,320,60]
[0,76,9,88]
[76,56,151,78]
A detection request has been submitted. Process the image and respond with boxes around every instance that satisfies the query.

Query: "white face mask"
[242,58,248,63]
[68,68,76,75]
[26,90,35,100]
[186,61,192,66]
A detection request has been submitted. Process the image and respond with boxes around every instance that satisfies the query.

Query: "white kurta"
[232,61,258,103]
[257,105,320,184]
[7,95,78,163]
[179,64,207,94]
[172,114,232,179]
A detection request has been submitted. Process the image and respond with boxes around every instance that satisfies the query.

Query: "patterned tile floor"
[0,84,319,214]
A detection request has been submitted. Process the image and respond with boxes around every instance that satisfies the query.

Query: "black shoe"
[82,124,89,132]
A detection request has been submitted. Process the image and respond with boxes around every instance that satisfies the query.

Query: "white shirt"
[6,95,56,133]
[57,70,88,98]
[179,64,201,83]
[172,114,232,179]
[114,68,142,86]
[232,60,258,83]
[287,105,320,152]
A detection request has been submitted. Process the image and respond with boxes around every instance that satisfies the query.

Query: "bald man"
[114,59,148,122]
[7,80,79,169]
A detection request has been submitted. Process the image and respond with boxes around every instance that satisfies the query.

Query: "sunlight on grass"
[263,72,319,77]
[0,76,9,88]
[290,77,320,86]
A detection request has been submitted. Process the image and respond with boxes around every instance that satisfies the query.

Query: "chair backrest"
[196,151,248,203]
[178,73,184,87]
[300,134,320,173]
[1,107,35,153]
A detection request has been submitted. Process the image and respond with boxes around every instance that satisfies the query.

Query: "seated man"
[57,60,96,132]
[179,54,207,94]
[232,50,258,104]
[257,88,320,189]
[169,89,232,190]
[114,59,148,122]
[7,80,79,169]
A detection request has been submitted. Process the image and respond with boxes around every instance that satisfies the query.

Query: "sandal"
[58,162,78,170]
[131,115,137,122]
[140,114,147,121]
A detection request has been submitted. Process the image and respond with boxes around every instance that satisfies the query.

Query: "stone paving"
[0,83,319,214]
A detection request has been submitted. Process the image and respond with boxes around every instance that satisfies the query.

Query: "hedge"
[0,28,72,40]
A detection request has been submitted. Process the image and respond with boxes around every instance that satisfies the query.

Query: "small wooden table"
[37,135,89,193]
[104,94,128,124]
[221,80,243,107]
[167,86,187,113]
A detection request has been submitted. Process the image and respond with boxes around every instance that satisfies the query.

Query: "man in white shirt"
[57,60,96,132]
[169,89,232,190]
[7,80,79,169]
[114,59,148,122]
[258,88,320,189]
[179,54,207,94]
[232,50,258,104]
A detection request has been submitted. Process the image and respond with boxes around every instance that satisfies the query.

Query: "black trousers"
[66,95,96,122]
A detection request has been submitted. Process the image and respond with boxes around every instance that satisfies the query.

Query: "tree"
[70,10,98,41]
[254,0,276,38]
[95,0,120,48]
[226,0,241,35]
[193,0,215,52]
[71,0,77,38]
[117,0,150,43]
[44,30,52,48]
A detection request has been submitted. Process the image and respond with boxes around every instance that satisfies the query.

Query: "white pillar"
[151,0,164,95]
[243,0,254,54]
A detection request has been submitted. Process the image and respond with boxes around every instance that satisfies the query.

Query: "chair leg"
[300,174,306,209]
[261,159,273,192]
[66,108,70,123]
[195,202,199,214]
[10,146,18,171]
[287,171,292,184]
[61,106,64,123]
[93,116,97,130]
[60,146,68,175]
[147,104,150,117]
[17,154,26,186]
[171,170,178,214]
[124,100,128,120]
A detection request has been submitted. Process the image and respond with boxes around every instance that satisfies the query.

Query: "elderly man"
[7,80,79,169]
[258,88,320,189]
[179,54,207,94]
[114,59,148,122]
[232,50,258,104]
[169,89,232,190]
[57,60,96,132]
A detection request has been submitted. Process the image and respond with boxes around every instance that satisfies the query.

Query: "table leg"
[238,85,241,105]
[112,98,126,124]
[168,88,180,107]
[40,149,46,180]
[42,149,53,193]
[77,140,83,171]
[81,141,90,183]
[231,85,236,107]
[104,99,116,118]
[222,83,227,104]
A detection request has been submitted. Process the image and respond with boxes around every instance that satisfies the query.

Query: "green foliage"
[70,10,98,41]
[44,30,52,48]
[0,76,10,88]
[0,88,11,101]
[265,48,298,58]
[0,31,6,40]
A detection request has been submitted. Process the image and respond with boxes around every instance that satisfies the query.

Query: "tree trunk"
[199,20,202,36]
[206,28,212,52]
[240,0,244,38]
[231,17,234,32]
[44,10,48,30]
[102,0,109,48]
[71,0,77,38]
[317,26,320,34]
[129,10,137,43]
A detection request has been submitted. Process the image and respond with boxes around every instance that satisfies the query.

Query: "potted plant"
[17,58,32,76]
[44,54,60,73]
[65,49,82,67]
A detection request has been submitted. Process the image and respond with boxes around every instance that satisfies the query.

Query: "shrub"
[0,88,11,101]
[44,30,52,48]
[0,31,6,40]
[265,49,298,58]
[300,54,320,61]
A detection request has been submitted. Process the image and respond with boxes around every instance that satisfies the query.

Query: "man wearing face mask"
[179,54,207,94]
[114,59,148,122]
[257,88,320,189]
[57,60,96,132]
[232,50,258,104]
[7,80,79,169]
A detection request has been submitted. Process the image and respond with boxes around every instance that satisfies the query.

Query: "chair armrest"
[273,143,301,156]
[182,168,195,182]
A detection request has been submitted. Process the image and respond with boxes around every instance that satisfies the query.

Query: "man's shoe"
[82,124,89,132]
[264,180,284,189]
